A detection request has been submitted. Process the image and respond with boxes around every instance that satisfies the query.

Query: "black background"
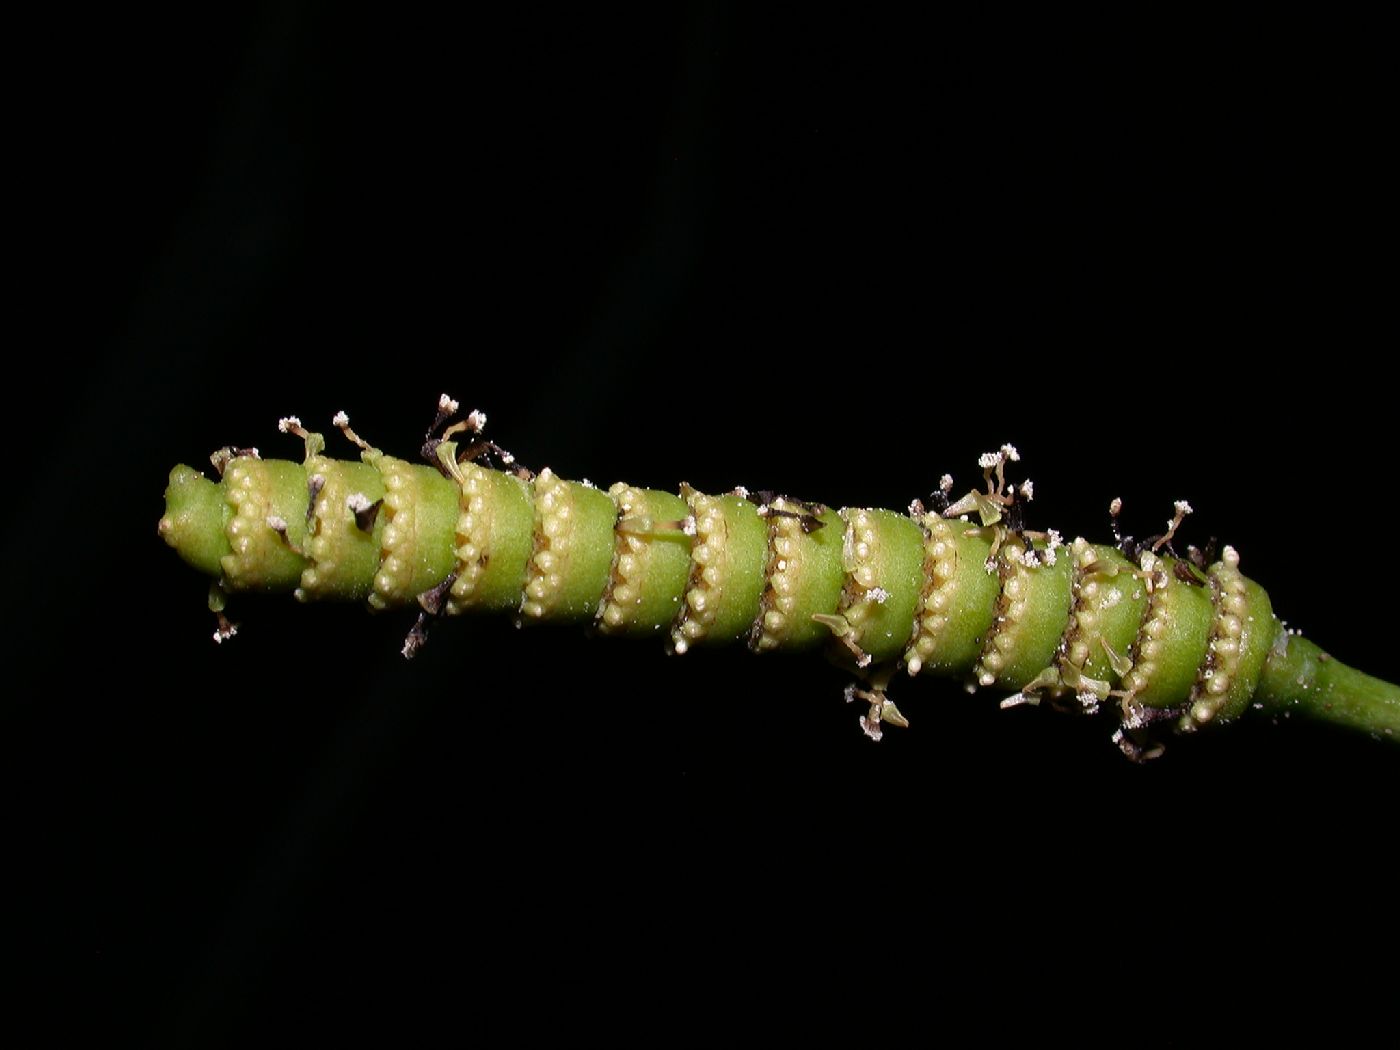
[9,6,1396,1042]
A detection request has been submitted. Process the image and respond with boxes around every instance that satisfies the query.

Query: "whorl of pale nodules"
[836,509,887,643]
[973,535,1034,688]
[221,459,267,585]
[1059,537,1102,673]
[1186,545,1246,728]
[670,487,727,654]
[446,464,491,616]
[520,468,578,621]
[903,514,958,676]
[598,484,649,630]
[367,458,416,611]
[752,497,807,652]
[1120,552,1168,698]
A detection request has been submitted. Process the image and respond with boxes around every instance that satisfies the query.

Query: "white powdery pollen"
[1110,497,1123,516]
[438,393,460,414]
[1121,707,1146,730]
[1019,480,1034,500]
[332,411,350,427]
[467,409,487,431]
[978,452,1000,470]
[278,416,302,433]
[265,515,288,531]
[867,587,890,605]
[346,492,372,513]
[939,474,954,493]
[1174,500,1194,516]
[1000,443,1020,462]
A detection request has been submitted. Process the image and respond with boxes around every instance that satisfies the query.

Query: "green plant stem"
[1256,631,1400,740]
[159,441,1400,751]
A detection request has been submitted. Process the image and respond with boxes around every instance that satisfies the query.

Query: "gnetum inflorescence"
[157,396,1400,759]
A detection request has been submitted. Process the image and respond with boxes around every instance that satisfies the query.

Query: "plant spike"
[157,397,1400,759]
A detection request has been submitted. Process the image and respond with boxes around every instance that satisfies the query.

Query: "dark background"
[9,6,1395,1041]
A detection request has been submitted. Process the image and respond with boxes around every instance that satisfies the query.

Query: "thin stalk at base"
[1255,631,1400,740]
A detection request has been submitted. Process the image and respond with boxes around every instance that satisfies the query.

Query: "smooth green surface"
[538,480,617,623]
[463,467,535,613]
[987,538,1074,689]
[846,509,925,664]
[1076,544,1150,687]
[396,463,461,600]
[765,505,846,651]
[1136,557,1214,708]
[698,493,769,644]
[159,465,231,577]
[603,487,693,636]
[925,521,1001,676]
[1257,632,1400,738]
